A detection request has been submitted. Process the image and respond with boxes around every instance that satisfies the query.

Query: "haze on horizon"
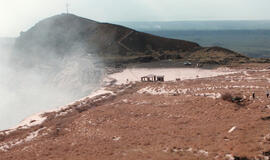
[1,0,270,37]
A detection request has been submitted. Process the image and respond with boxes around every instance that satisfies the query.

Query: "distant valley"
[116,21,270,58]
[143,30,270,58]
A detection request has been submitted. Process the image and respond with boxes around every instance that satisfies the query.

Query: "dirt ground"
[1,63,270,160]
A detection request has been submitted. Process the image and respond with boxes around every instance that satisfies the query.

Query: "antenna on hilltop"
[66,0,69,14]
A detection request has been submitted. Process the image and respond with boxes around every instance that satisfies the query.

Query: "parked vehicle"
[184,61,192,65]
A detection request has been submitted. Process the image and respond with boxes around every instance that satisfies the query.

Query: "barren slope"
[1,64,270,159]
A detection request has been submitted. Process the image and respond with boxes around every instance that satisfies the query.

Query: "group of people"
[252,91,270,99]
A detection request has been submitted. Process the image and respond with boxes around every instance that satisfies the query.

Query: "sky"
[0,0,270,37]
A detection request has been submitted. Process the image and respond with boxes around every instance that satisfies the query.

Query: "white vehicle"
[184,61,192,65]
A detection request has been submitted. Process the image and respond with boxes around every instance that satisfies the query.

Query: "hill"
[13,14,249,66]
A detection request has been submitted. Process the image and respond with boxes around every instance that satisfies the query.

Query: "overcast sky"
[1,0,270,37]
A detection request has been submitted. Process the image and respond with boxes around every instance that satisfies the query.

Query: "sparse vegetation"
[0,134,5,142]
[222,92,248,106]
[222,92,233,102]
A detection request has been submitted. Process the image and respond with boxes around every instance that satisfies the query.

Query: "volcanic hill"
[2,14,270,160]
[13,14,249,66]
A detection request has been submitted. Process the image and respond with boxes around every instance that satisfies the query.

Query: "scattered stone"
[162,147,169,153]
[198,149,209,156]
[262,116,270,121]
[171,147,183,153]
[228,126,237,133]
[265,105,270,109]
[112,136,121,141]
[187,148,193,152]
[264,134,270,141]
[225,154,234,160]
[224,136,230,141]
[233,156,249,160]
[263,151,270,157]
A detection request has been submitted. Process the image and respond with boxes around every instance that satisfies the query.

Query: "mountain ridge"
[13,14,250,66]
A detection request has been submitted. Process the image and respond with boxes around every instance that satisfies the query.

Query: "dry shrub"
[0,134,5,142]
[222,92,233,102]
[222,92,248,107]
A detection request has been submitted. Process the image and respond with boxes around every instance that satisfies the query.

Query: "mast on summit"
[66,1,69,14]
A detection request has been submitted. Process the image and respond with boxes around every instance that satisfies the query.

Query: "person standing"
[252,92,255,99]
[267,91,269,98]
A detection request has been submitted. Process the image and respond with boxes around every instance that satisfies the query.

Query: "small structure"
[156,75,165,82]
[141,74,164,82]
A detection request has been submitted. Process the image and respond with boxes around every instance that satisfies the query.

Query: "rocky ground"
[1,63,270,160]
